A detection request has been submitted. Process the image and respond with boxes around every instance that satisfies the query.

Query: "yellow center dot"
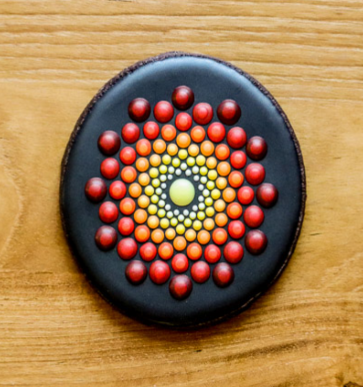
[200,141,215,157]
[176,224,186,235]
[187,157,195,167]
[170,217,178,227]
[148,204,158,215]
[145,185,154,196]
[167,143,178,156]
[200,167,208,176]
[159,165,168,174]
[149,168,159,178]
[223,187,236,203]
[153,139,166,154]
[197,211,206,221]
[205,207,215,218]
[206,181,215,190]
[193,220,202,231]
[174,236,187,251]
[208,170,218,181]
[152,178,160,188]
[150,154,161,167]
[138,173,150,186]
[178,149,188,160]
[211,189,221,200]
[136,157,149,172]
[172,158,180,168]
[165,228,176,240]
[160,218,170,229]
[138,195,150,208]
[185,229,196,242]
[217,161,231,177]
[158,209,166,218]
[176,133,191,148]
[184,218,192,228]
[196,155,206,166]
[162,155,171,165]
[203,218,215,231]
[205,197,213,207]
[206,157,217,169]
[214,199,226,212]
[216,177,227,190]
[188,144,199,157]
[129,183,142,198]
[151,194,159,204]
[147,215,159,229]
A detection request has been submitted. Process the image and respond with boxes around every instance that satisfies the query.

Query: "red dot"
[171,254,189,273]
[143,121,160,140]
[213,263,234,287]
[134,225,150,243]
[158,242,174,260]
[117,217,135,236]
[95,226,117,251]
[207,122,226,143]
[149,260,171,284]
[204,245,221,264]
[193,103,213,125]
[169,275,193,300]
[85,177,107,202]
[228,220,246,239]
[186,243,203,260]
[230,151,247,169]
[125,260,148,285]
[247,136,267,160]
[154,101,174,123]
[237,186,254,205]
[227,127,247,149]
[244,205,264,228]
[217,99,241,125]
[99,201,118,223]
[119,147,136,165]
[121,123,140,144]
[100,158,119,179]
[98,131,121,155]
[109,181,127,200]
[227,202,243,220]
[245,163,265,185]
[128,98,151,122]
[256,183,278,208]
[140,242,157,262]
[245,230,267,255]
[172,86,194,110]
[136,139,152,156]
[117,238,138,260]
[224,242,244,264]
[175,112,192,131]
[191,261,210,283]
[212,228,228,245]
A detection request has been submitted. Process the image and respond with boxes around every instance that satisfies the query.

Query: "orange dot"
[190,126,206,143]
[206,157,217,169]
[217,161,231,177]
[153,139,166,154]
[121,166,137,183]
[173,236,187,251]
[151,228,164,244]
[212,228,228,245]
[214,199,226,212]
[135,157,149,172]
[165,228,176,240]
[147,215,159,229]
[176,133,191,148]
[136,139,151,156]
[215,144,230,160]
[227,202,243,219]
[188,144,199,157]
[158,242,174,260]
[197,230,211,245]
[134,225,150,243]
[167,143,178,156]
[223,187,236,203]
[215,213,228,227]
[134,208,147,224]
[119,198,136,215]
[149,154,161,167]
[203,218,215,231]
[138,194,150,208]
[187,243,203,260]
[216,177,227,190]
[138,173,150,186]
[161,124,177,141]
[228,171,244,188]
[129,183,142,198]
[185,229,196,242]
[200,141,215,157]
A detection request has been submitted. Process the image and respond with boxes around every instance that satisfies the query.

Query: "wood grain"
[0,0,362,386]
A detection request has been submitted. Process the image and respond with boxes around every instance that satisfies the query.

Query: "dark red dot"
[98,131,121,155]
[169,275,193,300]
[245,230,267,255]
[140,242,157,262]
[117,238,138,260]
[117,217,135,236]
[154,101,174,123]
[237,186,254,205]
[109,181,127,200]
[128,98,151,122]
[149,260,171,285]
[143,121,160,140]
[171,254,189,273]
[175,112,192,131]
[85,177,107,202]
[256,183,278,208]
[213,263,234,287]
[204,245,221,264]
[119,146,136,165]
[243,205,264,228]
[121,123,140,144]
[207,122,226,143]
[95,226,117,251]
[247,136,267,160]
[192,103,213,125]
[191,261,210,284]
[224,241,244,264]
[172,86,194,110]
[245,163,265,185]
[228,220,246,239]
[227,127,247,149]
[125,260,148,285]
[100,158,119,179]
[99,201,118,223]
[217,99,241,125]
[230,151,247,169]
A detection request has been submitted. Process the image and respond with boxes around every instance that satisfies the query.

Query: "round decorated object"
[60,52,306,328]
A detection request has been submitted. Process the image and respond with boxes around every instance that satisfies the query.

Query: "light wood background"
[0,0,362,386]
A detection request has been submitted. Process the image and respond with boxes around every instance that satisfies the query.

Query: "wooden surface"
[0,0,362,386]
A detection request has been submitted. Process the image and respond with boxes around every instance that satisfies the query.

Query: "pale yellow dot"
[211,189,221,200]
[165,228,176,240]
[145,185,154,196]
[206,157,217,169]
[158,209,166,218]
[138,173,150,186]
[214,199,226,212]
[193,220,202,231]
[188,144,199,157]
[160,218,170,229]
[159,165,168,174]
[185,229,196,242]
[147,215,159,229]
[162,155,171,165]
[208,170,218,181]
[152,178,160,188]
[170,218,178,227]
[187,157,195,167]
[172,158,180,168]
[200,167,208,176]
[149,168,159,178]
[206,207,215,218]
[196,155,206,166]
[167,143,178,156]
[203,218,215,231]
[176,224,186,235]
[216,177,227,190]
[197,211,206,221]
[138,195,150,208]
[148,204,158,215]
[206,181,215,190]
[151,194,159,204]
[150,154,161,167]
[184,218,192,228]
[178,149,188,160]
